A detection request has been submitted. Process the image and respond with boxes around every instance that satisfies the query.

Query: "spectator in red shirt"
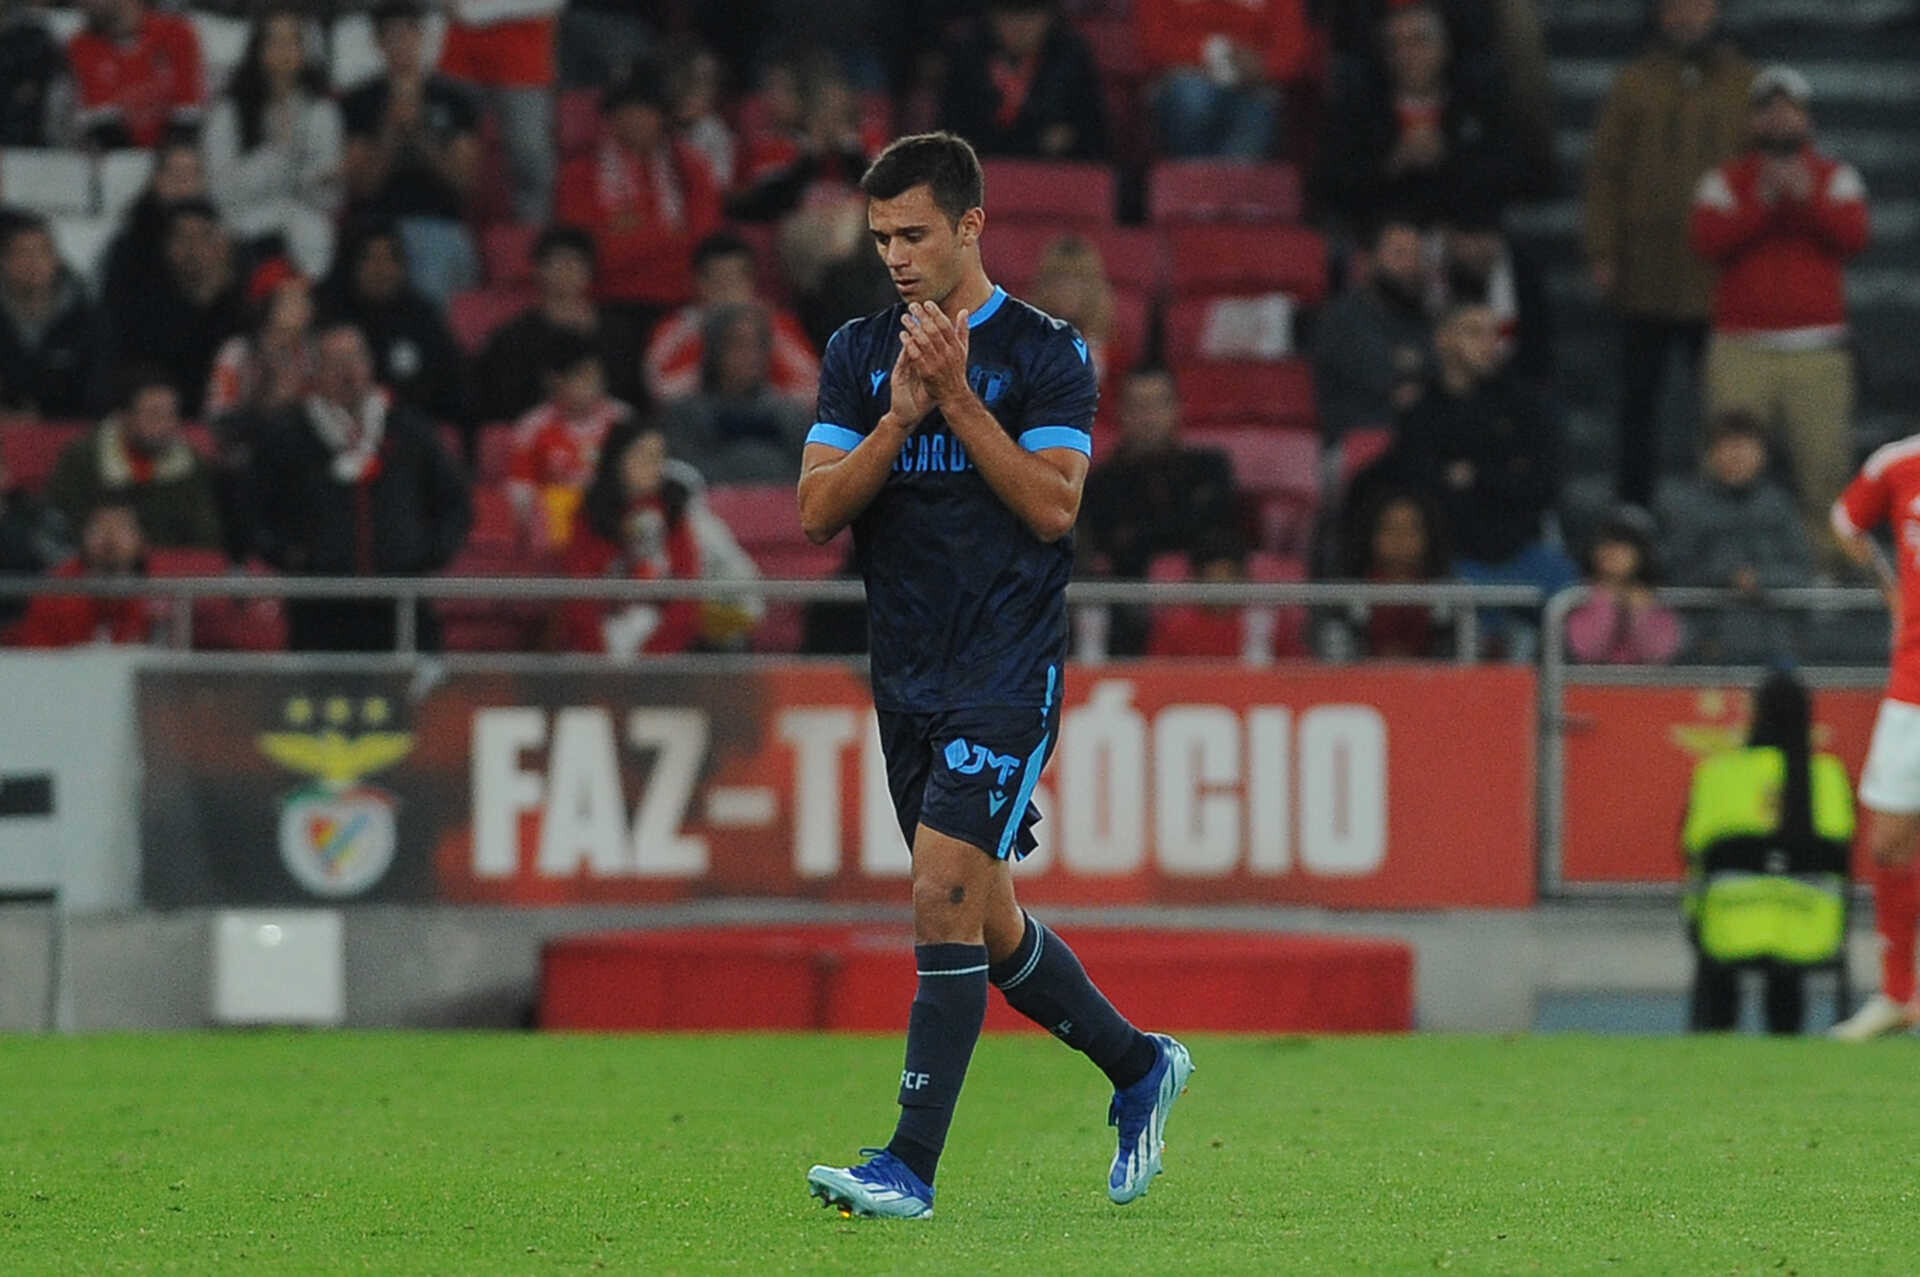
[644,232,818,406]
[68,0,203,149]
[507,333,635,552]
[1691,65,1869,556]
[13,501,155,649]
[558,419,703,659]
[556,68,723,328]
[439,0,561,223]
[1137,0,1310,159]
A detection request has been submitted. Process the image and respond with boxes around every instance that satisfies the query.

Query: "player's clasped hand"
[901,302,972,404]
[886,343,933,431]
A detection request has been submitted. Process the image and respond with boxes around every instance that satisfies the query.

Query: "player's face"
[869,184,981,307]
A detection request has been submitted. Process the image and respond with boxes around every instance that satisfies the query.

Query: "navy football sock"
[990,913,1159,1091]
[885,942,989,1187]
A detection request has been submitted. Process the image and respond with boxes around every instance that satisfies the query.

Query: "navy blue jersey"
[808,285,1097,712]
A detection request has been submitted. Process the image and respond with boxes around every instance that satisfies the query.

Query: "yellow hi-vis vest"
[1681,747,1855,965]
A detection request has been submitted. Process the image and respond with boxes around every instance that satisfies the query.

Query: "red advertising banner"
[141,662,1537,909]
[1560,684,1879,884]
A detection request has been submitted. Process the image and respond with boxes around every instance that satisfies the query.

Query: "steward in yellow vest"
[1681,671,1855,1033]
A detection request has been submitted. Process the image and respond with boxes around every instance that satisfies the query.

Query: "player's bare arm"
[797,347,929,545]
[900,301,1088,543]
[1833,512,1900,612]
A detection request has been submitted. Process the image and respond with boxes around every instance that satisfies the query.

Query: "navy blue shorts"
[876,690,1060,861]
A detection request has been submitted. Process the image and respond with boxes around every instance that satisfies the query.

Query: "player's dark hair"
[860,132,985,226]
[1748,668,1815,845]
[534,224,596,267]
[694,231,752,272]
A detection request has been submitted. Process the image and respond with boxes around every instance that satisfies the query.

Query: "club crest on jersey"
[968,365,1013,406]
[943,737,1021,785]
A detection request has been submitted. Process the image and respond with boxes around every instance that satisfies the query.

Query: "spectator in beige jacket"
[1583,0,1751,509]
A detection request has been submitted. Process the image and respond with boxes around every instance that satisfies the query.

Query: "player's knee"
[910,873,985,943]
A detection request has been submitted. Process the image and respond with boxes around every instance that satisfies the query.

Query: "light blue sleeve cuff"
[1018,425,1094,456]
[806,422,865,451]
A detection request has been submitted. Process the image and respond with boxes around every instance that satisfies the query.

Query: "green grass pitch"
[3,1031,1916,1273]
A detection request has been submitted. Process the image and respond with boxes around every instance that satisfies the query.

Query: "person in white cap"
[1689,64,1869,562]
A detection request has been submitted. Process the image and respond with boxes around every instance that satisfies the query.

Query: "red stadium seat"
[1147,552,1190,582]
[1165,224,1329,305]
[981,160,1115,227]
[1164,295,1300,366]
[1254,493,1319,556]
[1149,161,1304,225]
[474,422,517,483]
[1076,16,1144,80]
[1339,426,1395,486]
[447,287,534,354]
[0,421,88,493]
[1183,426,1321,502]
[147,551,288,651]
[557,88,601,158]
[1173,360,1317,432]
[704,483,802,549]
[985,224,1162,296]
[482,224,540,288]
[1107,287,1150,382]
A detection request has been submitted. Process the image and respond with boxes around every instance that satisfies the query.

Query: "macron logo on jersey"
[870,369,888,395]
[1072,337,1089,364]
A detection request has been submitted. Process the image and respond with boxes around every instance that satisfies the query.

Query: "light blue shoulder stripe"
[806,422,864,451]
[969,286,1008,327]
[1018,425,1093,456]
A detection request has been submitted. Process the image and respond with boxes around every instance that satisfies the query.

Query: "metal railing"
[1537,584,1891,898]
[0,575,1544,660]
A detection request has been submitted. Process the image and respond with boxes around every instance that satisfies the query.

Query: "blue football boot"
[807,1148,935,1220]
[1107,1033,1194,1204]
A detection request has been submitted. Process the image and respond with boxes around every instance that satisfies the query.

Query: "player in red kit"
[1830,436,1920,1037]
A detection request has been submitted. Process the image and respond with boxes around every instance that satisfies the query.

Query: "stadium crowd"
[0,0,1872,661]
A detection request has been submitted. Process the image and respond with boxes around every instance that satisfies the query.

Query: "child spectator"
[0,212,103,420]
[317,219,468,436]
[507,334,635,552]
[0,0,75,147]
[1317,483,1454,661]
[13,502,156,648]
[559,420,703,659]
[1657,408,1813,663]
[1147,535,1259,660]
[68,0,203,148]
[201,7,344,279]
[1027,235,1119,393]
[644,232,817,406]
[341,0,483,306]
[477,225,646,422]
[205,261,316,427]
[104,200,247,421]
[45,365,222,551]
[939,0,1107,162]
[557,67,723,327]
[439,0,562,224]
[1136,0,1309,159]
[1566,507,1684,664]
[661,304,812,484]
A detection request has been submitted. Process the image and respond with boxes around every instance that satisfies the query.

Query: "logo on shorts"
[943,737,1021,784]
[988,790,1008,816]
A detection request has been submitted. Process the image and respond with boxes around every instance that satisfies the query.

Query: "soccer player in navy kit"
[800,133,1193,1220]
